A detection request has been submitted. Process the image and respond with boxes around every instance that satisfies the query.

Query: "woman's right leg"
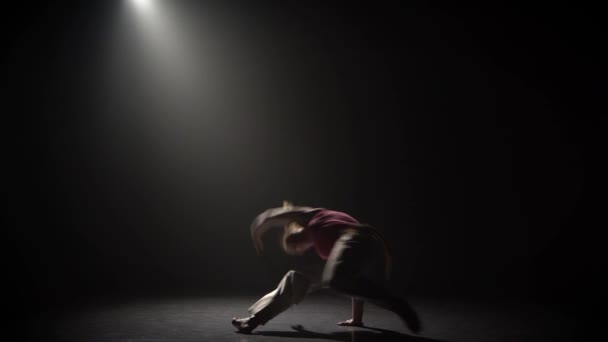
[232,270,312,333]
[248,269,312,323]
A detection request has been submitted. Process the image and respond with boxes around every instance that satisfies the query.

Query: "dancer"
[232,201,421,334]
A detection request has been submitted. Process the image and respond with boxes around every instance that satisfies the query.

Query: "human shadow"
[254,324,445,342]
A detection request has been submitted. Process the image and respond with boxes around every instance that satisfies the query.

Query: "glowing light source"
[130,0,153,11]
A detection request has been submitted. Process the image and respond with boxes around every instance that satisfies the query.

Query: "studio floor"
[27,293,579,342]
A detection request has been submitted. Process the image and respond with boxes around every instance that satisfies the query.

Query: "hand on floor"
[337,318,364,327]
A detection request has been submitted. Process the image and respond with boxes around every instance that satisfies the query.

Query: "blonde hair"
[281,200,308,255]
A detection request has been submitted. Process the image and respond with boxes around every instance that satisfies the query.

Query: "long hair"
[280,201,308,255]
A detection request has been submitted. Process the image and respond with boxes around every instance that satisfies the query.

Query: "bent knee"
[281,270,310,303]
[283,270,309,287]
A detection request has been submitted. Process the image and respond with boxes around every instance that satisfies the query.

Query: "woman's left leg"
[322,230,392,301]
[322,229,421,333]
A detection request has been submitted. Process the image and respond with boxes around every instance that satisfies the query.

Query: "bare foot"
[337,318,364,327]
[231,315,260,334]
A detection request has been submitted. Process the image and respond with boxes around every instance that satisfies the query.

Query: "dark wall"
[4,1,605,316]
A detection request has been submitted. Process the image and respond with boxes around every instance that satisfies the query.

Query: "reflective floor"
[27,293,578,341]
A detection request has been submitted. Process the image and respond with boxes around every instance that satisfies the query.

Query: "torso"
[306,209,360,260]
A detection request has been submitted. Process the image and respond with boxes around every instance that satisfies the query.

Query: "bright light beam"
[130,0,153,12]
[125,0,200,100]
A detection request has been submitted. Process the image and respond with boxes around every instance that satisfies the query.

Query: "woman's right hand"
[337,318,363,327]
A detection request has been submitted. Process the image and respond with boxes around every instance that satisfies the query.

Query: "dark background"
[4,0,605,329]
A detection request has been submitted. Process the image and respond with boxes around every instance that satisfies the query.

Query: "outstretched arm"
[338,298,364,326]
[250,206,320,254]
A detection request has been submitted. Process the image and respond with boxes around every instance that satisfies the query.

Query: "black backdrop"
[4,1,605,323]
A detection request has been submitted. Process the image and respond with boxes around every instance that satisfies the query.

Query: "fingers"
[337,319,363,327]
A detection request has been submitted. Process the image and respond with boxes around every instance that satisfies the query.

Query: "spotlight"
[130,0,153,11]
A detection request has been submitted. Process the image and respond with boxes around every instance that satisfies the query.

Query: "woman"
[231,201,421,334]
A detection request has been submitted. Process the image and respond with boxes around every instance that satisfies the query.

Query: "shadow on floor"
[254,324,444,342]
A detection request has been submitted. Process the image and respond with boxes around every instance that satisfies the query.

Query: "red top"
[307,209,360,260]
